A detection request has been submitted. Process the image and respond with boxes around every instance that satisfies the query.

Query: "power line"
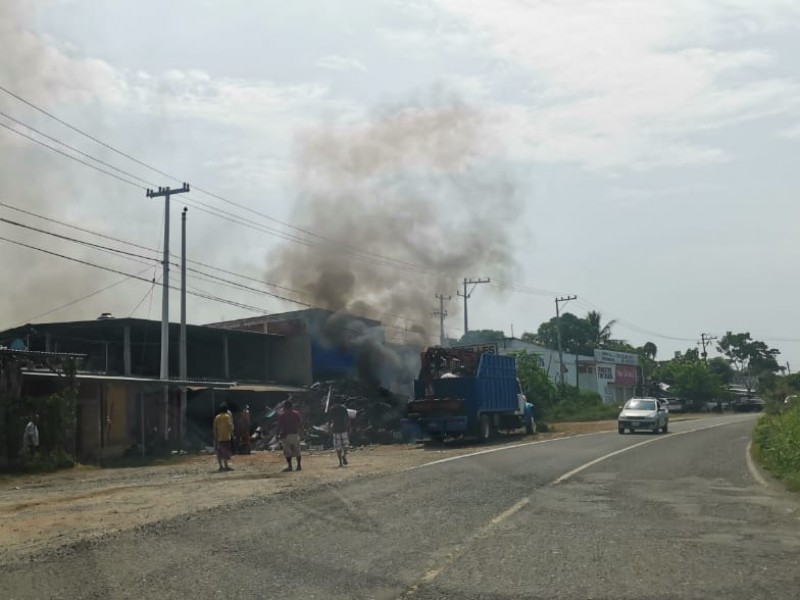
[575,297,696,342]
[11,267,153,328]
[0,120,144,189]
[0,85,436,274]
[0,108,156,187]
[0,199,312,298]
[0,223,423,336]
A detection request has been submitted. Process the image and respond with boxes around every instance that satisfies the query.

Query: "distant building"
[451,338,639,404]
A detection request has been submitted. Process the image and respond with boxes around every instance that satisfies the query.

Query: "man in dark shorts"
[327,399,350,467]
[213,404,234,472]
[277,398,303,472]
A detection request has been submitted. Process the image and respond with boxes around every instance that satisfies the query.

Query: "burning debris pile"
[250,380,408,450]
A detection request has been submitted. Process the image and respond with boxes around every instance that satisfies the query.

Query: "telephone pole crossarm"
[457,277,490,336]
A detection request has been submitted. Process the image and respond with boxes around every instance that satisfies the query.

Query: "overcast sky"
[1,0,798,366]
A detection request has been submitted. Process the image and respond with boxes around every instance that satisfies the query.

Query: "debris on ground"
[249,380,408,449]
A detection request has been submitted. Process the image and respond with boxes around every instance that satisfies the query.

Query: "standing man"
[213,403,234,472]
[23,414,39,457]
[277,398,303,472]
[327,399,350,467]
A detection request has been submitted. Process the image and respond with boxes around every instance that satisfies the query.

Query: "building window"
[598,366,613,380]
[604,388,614,403]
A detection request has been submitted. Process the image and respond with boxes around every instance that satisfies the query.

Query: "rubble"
[249,380,408,449]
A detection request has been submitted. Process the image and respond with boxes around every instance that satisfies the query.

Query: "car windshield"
[625,399,656,411]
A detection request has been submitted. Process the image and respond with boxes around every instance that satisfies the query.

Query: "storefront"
[594,349,639,405]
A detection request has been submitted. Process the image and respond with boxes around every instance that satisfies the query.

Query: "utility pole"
[179,207,188,445]
[146,183,190,443]
[555,295,577,387]
[457,277,490,337]
[699,333,717,362]
[433,294,451,346]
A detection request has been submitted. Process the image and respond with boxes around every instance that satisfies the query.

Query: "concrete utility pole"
[179,207,188,445]
[433,294,451,346]
[699,333,717,362]
[146,183,190,380]
[146,183,190,443]
[555,295,577,386]
[457,277,490,337]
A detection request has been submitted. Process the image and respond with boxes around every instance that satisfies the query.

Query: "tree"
[707,357,734,385]
[717,332,781,393]
[512,350,557,424]
[656,349,724,410]
[640,342,658,360]
[585,311,617,349]
[530,313,595,356]
[459,329,505,344]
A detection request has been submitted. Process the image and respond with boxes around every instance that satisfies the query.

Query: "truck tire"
[525,414,535,435]
[478,414,492,442]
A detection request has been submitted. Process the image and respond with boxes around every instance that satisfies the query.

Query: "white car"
[618,397,669,434]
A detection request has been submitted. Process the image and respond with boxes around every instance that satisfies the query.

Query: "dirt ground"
[0,418,662,563]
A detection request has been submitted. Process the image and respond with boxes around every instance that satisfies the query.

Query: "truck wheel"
[525,414,535,435]
[478,414,492,442]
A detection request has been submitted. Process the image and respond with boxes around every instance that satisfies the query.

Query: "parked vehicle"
[731,395,764,413]
[662,397,685,413]
[405,347,534,442]
[618,397,669,434]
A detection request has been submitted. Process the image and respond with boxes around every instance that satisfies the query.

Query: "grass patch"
[546,391,620,423]
[752,404,800,492]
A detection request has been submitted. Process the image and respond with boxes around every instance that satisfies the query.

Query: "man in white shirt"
[23,414,39,455]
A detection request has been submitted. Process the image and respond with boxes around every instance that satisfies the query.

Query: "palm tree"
[585,311,617,349]
[641,341,658,360]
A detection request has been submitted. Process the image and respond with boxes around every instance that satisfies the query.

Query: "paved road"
[4,414,800,599]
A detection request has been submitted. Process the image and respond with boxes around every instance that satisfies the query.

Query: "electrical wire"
[0,120,144,189]
[11,266,153,328]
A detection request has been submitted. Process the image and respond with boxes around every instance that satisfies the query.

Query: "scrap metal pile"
[250,380,408,450]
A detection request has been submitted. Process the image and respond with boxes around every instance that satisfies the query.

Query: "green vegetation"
[546,389,620,422]
[655,348,726,410]
[751,367,800,491]
[752,404,800,491]
[458,329,506,344]
[513,350,618,424]
[3,358,79,474]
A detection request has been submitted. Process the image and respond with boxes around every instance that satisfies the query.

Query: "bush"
[547,389,619,422]
[752,404,800,491]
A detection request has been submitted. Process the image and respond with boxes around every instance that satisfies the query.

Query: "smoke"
[266,94,523,386]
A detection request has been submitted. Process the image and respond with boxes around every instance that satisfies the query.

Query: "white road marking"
[410,415,754,472]
[399,415,755,597]
[745,440,769,487]
[408,431,608,470]
[552,417,753,485]
[400,497,530,596]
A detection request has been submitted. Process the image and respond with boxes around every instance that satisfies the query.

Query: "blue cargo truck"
[406,347,534,442]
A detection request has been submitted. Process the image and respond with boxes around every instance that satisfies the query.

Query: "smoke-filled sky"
[0,0,799,366]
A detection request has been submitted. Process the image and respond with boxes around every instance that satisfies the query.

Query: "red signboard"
[614,364,638,386]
